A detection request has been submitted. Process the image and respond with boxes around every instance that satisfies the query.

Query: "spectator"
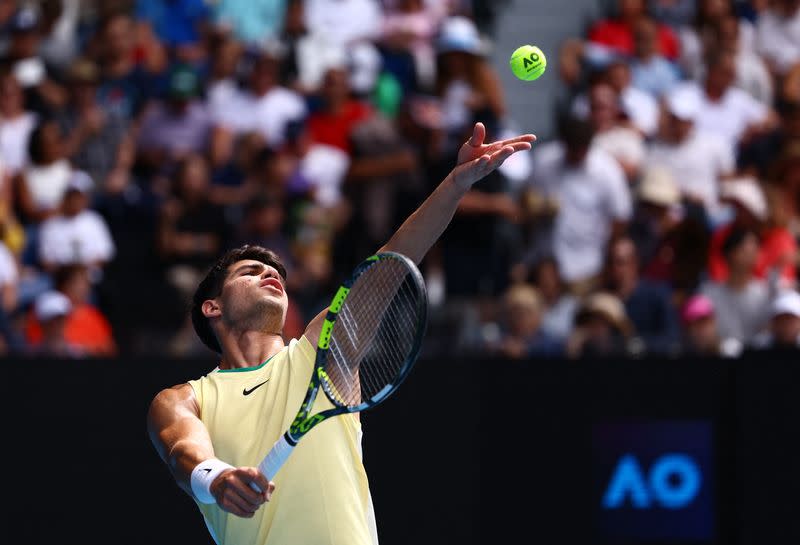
[700,227,774,344]
[755,0,800,76]
[135,0,210,49]
[605,236,680,355]
[484,283,563,359]
[566,291,634,358]
[13,119,73,225]
[739,100,800,180]
[58,57,134,192]
[434,16,506,150]
[676,50,777,154]
[380,0,443,91]
[136,63,211,174]
[211,48,307,154]
[605,59,660,137]
[0,237,17,314]
[586,0,680,61]
[4,5,68,114]
[38,170,116,274]
[92,11,154,120]
[680,293,742,357]
[39,0,82,71]
[0,69,37,174]
[587,80,646,180]
[646,84,735,223]
[307,66,374,155]
[28,289,83,357]
[708,14,773,106]
[529,115,631,291]
[530,257,578,344]
[25,264,116,357]
[707,177,797,286]
[751,289,800,352]
[629,17,681,98]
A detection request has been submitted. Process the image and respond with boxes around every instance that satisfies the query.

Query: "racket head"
[315,251,427,413]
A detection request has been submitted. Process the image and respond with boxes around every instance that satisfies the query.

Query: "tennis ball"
[509,45,546,81]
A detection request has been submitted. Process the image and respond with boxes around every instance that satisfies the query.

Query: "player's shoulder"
[148,382,199,419]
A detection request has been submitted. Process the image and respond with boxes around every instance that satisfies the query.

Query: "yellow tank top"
[187,335,378,545]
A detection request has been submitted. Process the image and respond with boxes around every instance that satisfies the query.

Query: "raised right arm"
[146,383,274,517]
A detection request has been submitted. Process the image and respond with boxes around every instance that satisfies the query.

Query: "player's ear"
[202,299,221,319]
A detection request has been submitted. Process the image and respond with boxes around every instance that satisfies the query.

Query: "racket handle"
[259,433,296,481]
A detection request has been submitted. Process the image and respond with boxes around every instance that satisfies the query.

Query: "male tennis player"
[147,122,535,545]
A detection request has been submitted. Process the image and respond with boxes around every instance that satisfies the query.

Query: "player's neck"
[218,330,285,370]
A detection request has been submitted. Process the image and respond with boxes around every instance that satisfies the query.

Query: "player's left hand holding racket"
[253,251,428,486]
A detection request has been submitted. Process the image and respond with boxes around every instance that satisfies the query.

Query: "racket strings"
[322,259,423,408]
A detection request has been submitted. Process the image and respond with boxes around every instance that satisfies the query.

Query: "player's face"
[219,259,288,333]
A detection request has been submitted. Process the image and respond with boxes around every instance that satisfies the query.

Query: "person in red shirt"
[25,264,117,356]
[587,0,679,60]
[708,178,797,286]
[306,67,373,155]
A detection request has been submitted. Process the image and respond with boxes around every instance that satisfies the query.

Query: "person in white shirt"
[529,116,632,288]
[38,170,115,274]
[304,0,382,47]
[755,0,800,76]
[0,70,36,174]
[677,50,777,154]
[646,83,735,223]
[210,49,307,153]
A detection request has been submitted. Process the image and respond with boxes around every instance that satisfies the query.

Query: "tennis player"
[147,122,535,545]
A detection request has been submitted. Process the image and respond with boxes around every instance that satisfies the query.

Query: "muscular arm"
[303,122,536,344]
[147,384,273,517]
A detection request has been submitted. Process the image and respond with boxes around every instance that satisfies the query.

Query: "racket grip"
[258,433,295,481]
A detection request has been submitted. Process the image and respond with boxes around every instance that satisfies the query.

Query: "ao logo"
[602,453,701,510]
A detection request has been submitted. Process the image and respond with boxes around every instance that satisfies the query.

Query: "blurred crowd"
[3,0,800,361]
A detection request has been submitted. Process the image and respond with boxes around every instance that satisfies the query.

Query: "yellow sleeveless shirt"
[187,336,378,545]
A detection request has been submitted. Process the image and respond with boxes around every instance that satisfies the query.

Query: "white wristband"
[190,459,234,504]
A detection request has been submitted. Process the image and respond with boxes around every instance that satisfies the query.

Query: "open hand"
[451,122,536,191]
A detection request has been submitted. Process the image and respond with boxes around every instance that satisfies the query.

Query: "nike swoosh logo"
[243,379,269,396]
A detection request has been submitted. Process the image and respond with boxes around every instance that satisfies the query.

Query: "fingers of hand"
[500,134,536,146]
[467,122,486,147]
[214,469,271,518]
[246,469,274,501]
[488,145,515,167]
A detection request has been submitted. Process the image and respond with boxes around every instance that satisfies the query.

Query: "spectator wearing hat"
[4,4,68,114]
[605,236,680,355]
[434,15,506,149]
[707,177,797,286]
[566,291,634,358]
[645,83,735,223]
[700,227,775,345]
[136,63,211,176]
[27,290,83,357]
[58,57,134,192]
[24,264,116,357]
[680,293,742,357]
[37,170,115,274]
[751,290,800,352]
[633,166,711,296]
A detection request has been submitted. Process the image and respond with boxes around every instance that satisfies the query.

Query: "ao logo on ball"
[509,45,546,81]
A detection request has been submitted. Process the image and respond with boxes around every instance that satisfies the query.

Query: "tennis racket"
[256,251,428,482]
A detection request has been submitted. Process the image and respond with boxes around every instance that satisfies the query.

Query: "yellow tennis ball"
[509,45,546,81]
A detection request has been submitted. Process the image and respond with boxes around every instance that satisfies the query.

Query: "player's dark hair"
[191,245,288,354]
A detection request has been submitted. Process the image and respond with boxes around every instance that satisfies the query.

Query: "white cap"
[638,166,680,207]
[65,170,94,194]
[771,290,800,318]
[436,16,485,55]
[720,177,767,221]
[664,84,701,122]
[35,291,71,321]
[348,42,382,95]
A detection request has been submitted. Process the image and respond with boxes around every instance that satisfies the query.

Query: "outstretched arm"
[147,384,275,518]
[304,122,536,343]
